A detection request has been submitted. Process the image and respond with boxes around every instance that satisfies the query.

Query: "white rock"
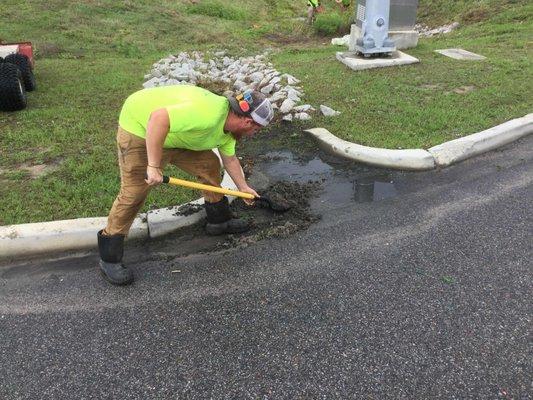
[143,77,161,88]
[288,76,300,85]
[169,70,189,81]
[320,105,341,116]
[287,89,301,102]
[282,114,293,122]
[331,34,351,47]
[294,112,311,121]
[233,80,247,91]
[280,99,296,114]
[164,79,181,86]
[269,92,286,103]
[249,72,264,83]
[270,76,282,85]
[293,104,314,112]
[260,84,274,94]
[151,69,163,78]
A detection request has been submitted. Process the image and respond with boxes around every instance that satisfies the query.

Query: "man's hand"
[145,166,163,186]
[238,185,260,206]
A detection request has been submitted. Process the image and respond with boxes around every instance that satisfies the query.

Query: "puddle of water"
[353,179,398,203]
[256,151,399,205]
[258,151,333,183]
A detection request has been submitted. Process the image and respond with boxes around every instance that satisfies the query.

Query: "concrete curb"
[305,128,436,171]
[428,114,533,167]
[0,151,239,261]
[305,113,533,170]
[0,216,148,260]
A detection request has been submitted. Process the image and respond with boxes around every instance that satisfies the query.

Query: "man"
[98,85,274,285]
[307,0,322,25]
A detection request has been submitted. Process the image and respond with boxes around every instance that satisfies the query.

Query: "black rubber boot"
[204,196,250,236]
[97,230,134,286]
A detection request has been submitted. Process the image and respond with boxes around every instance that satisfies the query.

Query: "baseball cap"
[228,90,274,126]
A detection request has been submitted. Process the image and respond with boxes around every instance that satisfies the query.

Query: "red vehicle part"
[0,41,34,67]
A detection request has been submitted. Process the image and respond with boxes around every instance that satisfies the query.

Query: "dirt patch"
[0,159,62,180]
[452,86,476,95]
[462,8,490,23]
[36,43,62,58]
[262,32,315,45]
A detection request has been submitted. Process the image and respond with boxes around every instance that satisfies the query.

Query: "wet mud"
[224,180,321,248]
[136,178,322,261]
[173,203,204,217]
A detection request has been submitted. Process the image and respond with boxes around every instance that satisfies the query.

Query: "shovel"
[158,175,291,212]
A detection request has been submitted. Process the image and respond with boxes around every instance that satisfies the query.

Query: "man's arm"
[145,108,170,185]
[220,153,259,204]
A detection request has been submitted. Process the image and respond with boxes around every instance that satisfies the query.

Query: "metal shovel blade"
[255,194,291,212]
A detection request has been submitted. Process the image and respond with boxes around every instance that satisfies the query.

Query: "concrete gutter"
[0,154,239,261]
[305,113,533,171]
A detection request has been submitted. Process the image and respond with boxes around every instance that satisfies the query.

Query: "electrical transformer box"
[354,0,396,56]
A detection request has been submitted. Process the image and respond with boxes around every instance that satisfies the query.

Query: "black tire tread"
[0,63,27,111]
[4,53,36,91]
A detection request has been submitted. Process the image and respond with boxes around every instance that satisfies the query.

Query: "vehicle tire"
[4,53,36,91]
[0,63,27,111]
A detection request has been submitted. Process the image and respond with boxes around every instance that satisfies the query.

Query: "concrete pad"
[336,51,419,72]
[305,128,435,171]
[0,215,148,260]
[428,114,533,167]
[435,49,486,60]
[349,26,418,51]
[389,30,419,50]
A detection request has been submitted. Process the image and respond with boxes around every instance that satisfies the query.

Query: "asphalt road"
[1,136,531,399]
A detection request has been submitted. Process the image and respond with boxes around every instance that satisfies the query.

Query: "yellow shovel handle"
[162,175,255,200]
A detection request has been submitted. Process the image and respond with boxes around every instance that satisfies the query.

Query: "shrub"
[313,12,347,36]
[186,0,247,21]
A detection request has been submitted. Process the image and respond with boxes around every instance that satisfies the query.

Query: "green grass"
[186,0,249,21]
[417,0,530,26]
[273,4,533,148]
[0,0,531,225]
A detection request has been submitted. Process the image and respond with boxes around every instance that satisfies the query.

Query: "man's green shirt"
[119,85,236,156]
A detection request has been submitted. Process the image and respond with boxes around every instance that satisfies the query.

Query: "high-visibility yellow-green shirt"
[118,85,236,156]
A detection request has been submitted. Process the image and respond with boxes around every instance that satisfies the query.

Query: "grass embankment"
[0,0,531,225]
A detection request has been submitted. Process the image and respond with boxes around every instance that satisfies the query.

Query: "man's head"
[226,90,274,139]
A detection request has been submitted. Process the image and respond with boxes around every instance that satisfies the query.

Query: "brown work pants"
[103,127,224,236]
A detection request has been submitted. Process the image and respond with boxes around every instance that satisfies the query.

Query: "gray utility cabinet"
[350,0,419,52]
[389,0,419,31]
